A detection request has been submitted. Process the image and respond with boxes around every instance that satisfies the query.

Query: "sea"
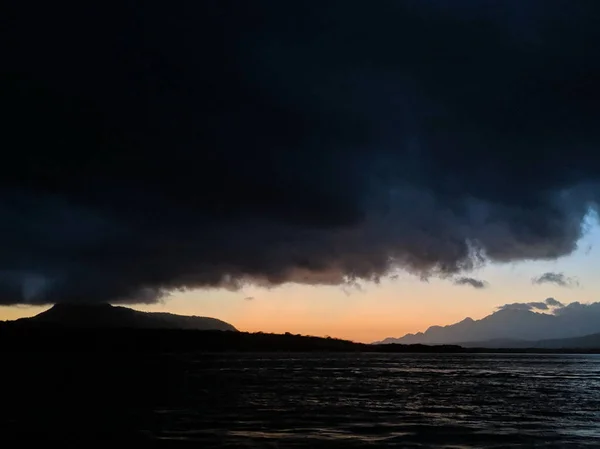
[2,352,600,447]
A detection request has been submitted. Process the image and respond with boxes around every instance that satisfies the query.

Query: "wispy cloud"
[532,272,579,288]
[453,277,488,289]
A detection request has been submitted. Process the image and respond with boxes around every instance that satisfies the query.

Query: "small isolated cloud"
[453,277,488,289]
[244,296,255,301]
[545,297,564,308]
[532,272,579,288]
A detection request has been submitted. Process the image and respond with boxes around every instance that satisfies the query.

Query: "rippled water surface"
[154,353,600,447]
[3,352,600,447]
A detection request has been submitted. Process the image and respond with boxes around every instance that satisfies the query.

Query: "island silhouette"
[2,303,600,353]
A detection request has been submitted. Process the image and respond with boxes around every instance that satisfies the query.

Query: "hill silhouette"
[459,331,600,349]
[534,331,600,349]
[12,303,237,331]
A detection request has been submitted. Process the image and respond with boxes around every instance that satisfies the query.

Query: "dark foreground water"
[2,353,600,447]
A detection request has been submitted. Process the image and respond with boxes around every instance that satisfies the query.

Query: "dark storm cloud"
[453,277,488,289]
[532,272,579,288]
[2,1,600,304]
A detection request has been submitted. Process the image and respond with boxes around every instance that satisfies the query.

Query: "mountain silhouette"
[11,303,237,331]
[375,302,600,345]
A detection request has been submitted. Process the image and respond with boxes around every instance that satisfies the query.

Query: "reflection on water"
[3,353,600,447]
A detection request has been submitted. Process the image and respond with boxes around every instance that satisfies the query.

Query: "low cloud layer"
[545,297,564,307]
[498,297,564,312]
[532,272,579,288]
[453,277,488,289]
[3,2,600,304]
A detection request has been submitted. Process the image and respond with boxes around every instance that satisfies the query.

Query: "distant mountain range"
[6,303,237,331]
[375,301,600,347]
